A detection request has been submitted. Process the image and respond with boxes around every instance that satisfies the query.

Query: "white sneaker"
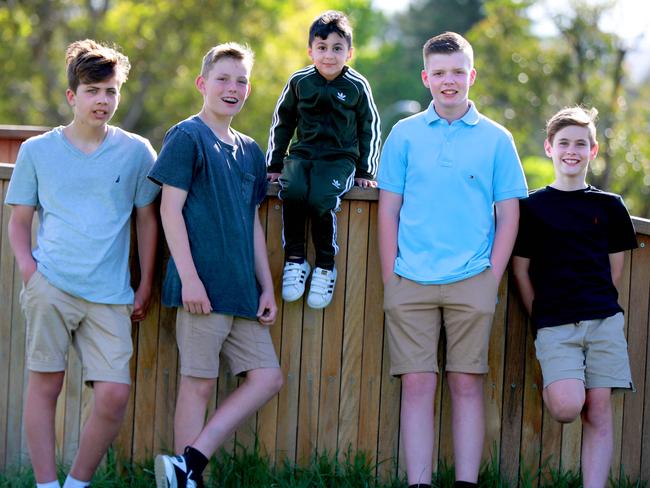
[307,267,337,309]
[282,260,311,301]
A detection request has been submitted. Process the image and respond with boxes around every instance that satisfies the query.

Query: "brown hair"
[422,31,473,68]
[65,39,130,92]
[309,10,353,48]
[200,42,254,78]
[546,106,598,145]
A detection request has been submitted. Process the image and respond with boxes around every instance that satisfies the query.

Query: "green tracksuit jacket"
[266,65,381,179]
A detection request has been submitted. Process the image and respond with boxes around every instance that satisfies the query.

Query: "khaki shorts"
[535,312,634,390]
[383,268,499,376]
[20,271,133,385]
[176,308,279,378]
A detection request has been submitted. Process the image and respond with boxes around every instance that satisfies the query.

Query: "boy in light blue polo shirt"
[377,32,527,488]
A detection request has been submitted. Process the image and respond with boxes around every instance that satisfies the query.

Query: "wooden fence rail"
[1,127,649,483]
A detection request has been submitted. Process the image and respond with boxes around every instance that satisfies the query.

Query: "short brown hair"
[546,106,598,145]
[65,39,130,93]
[422,32,473,68]
[309,10,353,48]
[200,42,254,78]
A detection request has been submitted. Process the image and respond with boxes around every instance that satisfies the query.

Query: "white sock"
[36,481,61,488]
[62,474,90,488]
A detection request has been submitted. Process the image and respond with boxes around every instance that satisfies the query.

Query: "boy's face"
[196,57,251,120]
[66,74,121,128]
[545,125,599,180]
[308,33,352,81]
[421,51,476,121]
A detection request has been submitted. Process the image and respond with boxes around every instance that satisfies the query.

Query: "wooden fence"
[1,127,649,483]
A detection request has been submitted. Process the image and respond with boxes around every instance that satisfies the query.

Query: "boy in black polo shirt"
[512,106,637,488]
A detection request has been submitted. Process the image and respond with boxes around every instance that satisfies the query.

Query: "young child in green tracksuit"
[266,10,380,309]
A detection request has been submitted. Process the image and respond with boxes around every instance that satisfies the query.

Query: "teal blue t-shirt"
[5,126,160,303]
[377,102,528,284]
[148,116,268,320]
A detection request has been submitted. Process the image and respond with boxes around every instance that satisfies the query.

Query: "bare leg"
[401,372,437,485]
[173,376,217,453]
[24,371,65,483]
[543,379,585,423]
[447,372,484,483]
[68,381,130,481]
[191,368,283,458]
[581,388,613,488]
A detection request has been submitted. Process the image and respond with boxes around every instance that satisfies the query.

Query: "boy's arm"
[7,205,37,284]
[490,198,520,283]
[512,256,534,315]
[355,81,381,181]
[378,190,402,285]
[160,184,212,314]
[132,203,158,321]
[253,208,277,325]
[609,251,625,287]
[266,78,299,173]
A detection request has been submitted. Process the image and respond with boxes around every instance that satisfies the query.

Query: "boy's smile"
[197,57,251,123]
[308,33,352,81]
[66,75,121,128]
[421,51,476,122]
[545,125,599,185]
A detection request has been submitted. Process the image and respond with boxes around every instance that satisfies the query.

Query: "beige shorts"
[175,308,279,378]
[535,312,634,390]
[383,268,499,376]
[20,270,133,385]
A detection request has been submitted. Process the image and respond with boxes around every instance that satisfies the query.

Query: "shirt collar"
[424,100,480,126]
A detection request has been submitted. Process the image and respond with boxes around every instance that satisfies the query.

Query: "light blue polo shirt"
[5,126,160,304]
[377,102,528,284]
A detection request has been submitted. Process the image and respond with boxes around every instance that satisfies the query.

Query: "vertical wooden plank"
[316,205,350,456]
[338,202,368,454]
[216,368,238,455]
[438,367,453,466]
[484,272,509,462]
[376,332,401,480]
[611,248,632,479]
[153,305,179,454]
[257,199,283,461]
[356,202,385,461]
[622,238,649,480]
[520,319,543,478]
[540,408,562,478]
[560,420,581,473]
[635,236,650,479]
[0,183,13,469]
[5,263,27,468]
[500,279,525,481]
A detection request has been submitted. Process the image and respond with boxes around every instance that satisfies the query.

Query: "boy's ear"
[544,138,553,157]
[590,141,599,160]
[469,67,477,86]
[346,46,354,62]
[195,74,206,94]
[65,88,76,106]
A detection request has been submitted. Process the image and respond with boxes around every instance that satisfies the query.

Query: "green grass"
[1,444,647,487]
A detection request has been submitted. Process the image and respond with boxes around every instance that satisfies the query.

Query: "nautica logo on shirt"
[336,92,346,101]
[115,175,120,183]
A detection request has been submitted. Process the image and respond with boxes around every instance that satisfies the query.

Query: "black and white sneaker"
[155,453,198,488]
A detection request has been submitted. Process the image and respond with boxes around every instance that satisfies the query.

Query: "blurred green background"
[1,0,648,217]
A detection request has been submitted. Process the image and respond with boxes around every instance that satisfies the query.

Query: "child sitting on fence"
[5,39,159,488]
[266,10,381,309]
[512,106,637,488]
[149,42,283,488]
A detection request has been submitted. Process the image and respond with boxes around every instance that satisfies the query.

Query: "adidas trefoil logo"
[336,91,346,101]
[332,179,341,189]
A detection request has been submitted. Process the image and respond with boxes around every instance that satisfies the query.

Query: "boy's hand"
[355,178,377,188]
[257,289,277,326]
[267,172,281,183]
[182,276,212,315]
[131,283,152,322]
[21,259,37,286]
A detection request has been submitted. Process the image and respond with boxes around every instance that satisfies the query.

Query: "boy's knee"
[546,396,583,423]
[248,368,284,396]
[29,371,65,399]
[307,192,336,217]
[94,382,131,418]
[402,372,436,396]
[280,179,308,202]
[182,376,217,402]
